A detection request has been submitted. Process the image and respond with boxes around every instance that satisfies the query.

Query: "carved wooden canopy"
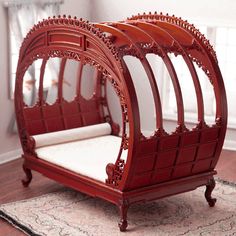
[15,13,227,191]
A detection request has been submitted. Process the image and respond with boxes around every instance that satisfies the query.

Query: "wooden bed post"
[118,199,129,232]
[22,163,32,187]
[205,178,217,207]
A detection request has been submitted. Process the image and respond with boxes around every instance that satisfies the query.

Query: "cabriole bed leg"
[205,178,217,207]
[118,200,129,232]
[22,164,32,187]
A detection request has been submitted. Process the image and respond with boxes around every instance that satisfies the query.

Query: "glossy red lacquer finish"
[15,13,227,231]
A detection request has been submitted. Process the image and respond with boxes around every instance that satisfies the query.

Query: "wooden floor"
[0,150,236,235]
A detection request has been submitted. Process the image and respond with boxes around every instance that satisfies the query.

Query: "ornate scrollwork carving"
[140,127,168,140]
[137,42,164,57]
[49,50,81,61]
[172,124,189,134]
[122,134,129,150]
[118,45,143,59]
[108,78,126,106]
[18,51,47,74]
[106,159,125,186]
[189,54,214,85]
[127,12,217,63]
[48,49,111,76]
[20,128,36,156]
[154,127,168,137]
[20,15,120,61]
[193,120,209,131]
[120,104,128,123]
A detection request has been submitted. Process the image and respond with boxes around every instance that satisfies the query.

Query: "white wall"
[0,0,91,163]
[60,0,91,18]
[0,1,20,163]
[90,0,236,25]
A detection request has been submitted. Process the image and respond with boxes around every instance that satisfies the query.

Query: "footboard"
[129,125,221,189]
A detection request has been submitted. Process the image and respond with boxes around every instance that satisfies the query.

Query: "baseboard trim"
[0,149,22,165]
[223,139,236,151]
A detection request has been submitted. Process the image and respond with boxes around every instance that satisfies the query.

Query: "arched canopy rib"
[98,22,164,131]
[76,56,84,97]
[147,20,223,119]
[114,22,185,126]
[58,58,67,101]
[38,58,48,104]
[131,21,205,123]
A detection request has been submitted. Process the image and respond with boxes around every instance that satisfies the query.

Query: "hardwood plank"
[0,150,235,235]
[0,158,63,235]
[216,150,236,183]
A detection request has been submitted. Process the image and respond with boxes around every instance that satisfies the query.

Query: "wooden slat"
[116,22,185,127]
[136,21,205,123]
[38,58,48,104]
[109,22,164,130]
[76,59,84,97]
[58,58,67,101]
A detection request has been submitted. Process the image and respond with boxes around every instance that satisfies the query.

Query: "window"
[6,0,62,101]
[162,24,236,128]
[215,27,236,126]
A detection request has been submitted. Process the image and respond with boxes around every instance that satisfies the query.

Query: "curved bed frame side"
[139,13,226,169]
[15,16,140,192]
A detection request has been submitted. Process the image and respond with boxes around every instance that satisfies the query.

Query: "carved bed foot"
[118,200,129,232]
[22,165,32,187]
[205,178,217,207]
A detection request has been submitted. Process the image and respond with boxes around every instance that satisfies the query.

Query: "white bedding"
[35,135,127,182]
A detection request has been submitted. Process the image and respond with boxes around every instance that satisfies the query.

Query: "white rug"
[0,180,236,236]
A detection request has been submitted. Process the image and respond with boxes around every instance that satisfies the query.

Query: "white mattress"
[35,135,127,182]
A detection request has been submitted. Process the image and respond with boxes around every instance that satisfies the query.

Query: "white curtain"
[8,1,61,105]
[7,1,61,132]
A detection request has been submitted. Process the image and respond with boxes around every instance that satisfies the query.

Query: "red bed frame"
[15,13,227,231]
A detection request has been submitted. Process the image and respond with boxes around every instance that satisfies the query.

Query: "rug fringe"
[216,177,236,188]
